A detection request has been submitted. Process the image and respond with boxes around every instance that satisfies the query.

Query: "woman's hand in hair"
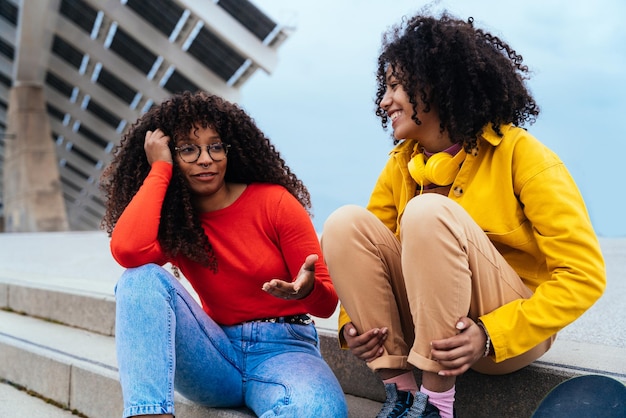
[144,129,173,165]
[262,254,317,300]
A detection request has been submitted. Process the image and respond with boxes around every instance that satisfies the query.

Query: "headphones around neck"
[407,148,467,187]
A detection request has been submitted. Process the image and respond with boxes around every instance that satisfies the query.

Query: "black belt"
[246,314,313,325]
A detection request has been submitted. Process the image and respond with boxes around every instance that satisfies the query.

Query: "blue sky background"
[242,0,625,237]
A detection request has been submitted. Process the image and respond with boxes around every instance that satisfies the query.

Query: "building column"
[2,85,68,232]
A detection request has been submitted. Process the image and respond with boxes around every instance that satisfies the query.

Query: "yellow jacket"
[338,124,605,362]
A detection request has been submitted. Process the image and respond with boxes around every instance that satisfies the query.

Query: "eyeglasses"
[174,143,231,163]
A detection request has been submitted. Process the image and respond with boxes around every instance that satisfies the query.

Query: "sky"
[241,0,626,237]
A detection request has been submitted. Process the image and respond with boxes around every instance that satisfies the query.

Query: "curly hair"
[374,10,540,150]
[100,91,311,271]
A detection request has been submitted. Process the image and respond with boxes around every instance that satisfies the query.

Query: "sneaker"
[376,383,415,417]
[407,390,442,418]
[376,383,442,418]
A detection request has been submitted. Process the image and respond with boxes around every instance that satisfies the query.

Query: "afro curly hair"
[374,10,540,150]
[100,91,311,271]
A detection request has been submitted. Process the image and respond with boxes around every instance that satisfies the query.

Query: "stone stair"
[0,231,625,417]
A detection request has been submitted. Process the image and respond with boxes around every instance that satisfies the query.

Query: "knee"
[323,205,365,231]
[115,263,172,298]
[322,204,371,240]
[321,205,371,258]
[405,193,448,217]
[402,194,458,230]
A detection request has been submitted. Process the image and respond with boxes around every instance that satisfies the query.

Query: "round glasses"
[174,143,231,163]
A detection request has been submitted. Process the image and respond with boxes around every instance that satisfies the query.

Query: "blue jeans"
[115,264,348,418]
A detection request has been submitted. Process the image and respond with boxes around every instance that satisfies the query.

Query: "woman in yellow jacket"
[321,10,605,418]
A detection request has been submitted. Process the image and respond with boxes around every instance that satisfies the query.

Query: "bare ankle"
[421,370,455,392]
[377,368,410,381]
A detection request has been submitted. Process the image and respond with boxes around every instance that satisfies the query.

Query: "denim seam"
[166,291,175,406]
[174,288,240,369]
[247,376,292,407]
[123,402,174,417]
[284,323,319,346]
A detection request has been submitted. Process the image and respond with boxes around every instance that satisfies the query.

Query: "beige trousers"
[321,194,553,375]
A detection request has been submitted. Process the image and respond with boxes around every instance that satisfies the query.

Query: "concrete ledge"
[0,316,255,418]
[2,280,626,417]
[0,232,625,417]
[0,282,7,308]
[0,339,71,405]
[4,313,623,418]
[68,363,256,418]
[319,327,626,417]
[0,309,379,417]
[0,381,77,417]
[70,364,124,418]
[4,283,115,336]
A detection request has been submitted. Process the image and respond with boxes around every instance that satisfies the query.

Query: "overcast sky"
[242,0,625,238]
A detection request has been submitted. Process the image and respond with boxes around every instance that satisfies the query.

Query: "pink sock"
[383,371,418,393]
[420,385,455,418]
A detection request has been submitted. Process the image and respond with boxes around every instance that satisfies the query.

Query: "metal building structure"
[0,0,288,231]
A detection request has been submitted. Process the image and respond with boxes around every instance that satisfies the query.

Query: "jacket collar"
[480,123,513,146]
[389,123,514,155]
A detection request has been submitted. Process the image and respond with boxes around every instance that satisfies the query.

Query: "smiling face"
[379,66,452,153]
[175,125,229,207]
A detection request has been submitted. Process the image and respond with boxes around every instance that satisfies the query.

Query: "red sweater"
[111,161,338,325]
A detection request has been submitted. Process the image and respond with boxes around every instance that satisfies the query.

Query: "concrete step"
[0,307,380,417]
[1,231,625,417]
[0,380,79,418]
[2,278,625,417]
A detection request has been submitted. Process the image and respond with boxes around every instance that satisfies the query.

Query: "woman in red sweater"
[100,91,347,418]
